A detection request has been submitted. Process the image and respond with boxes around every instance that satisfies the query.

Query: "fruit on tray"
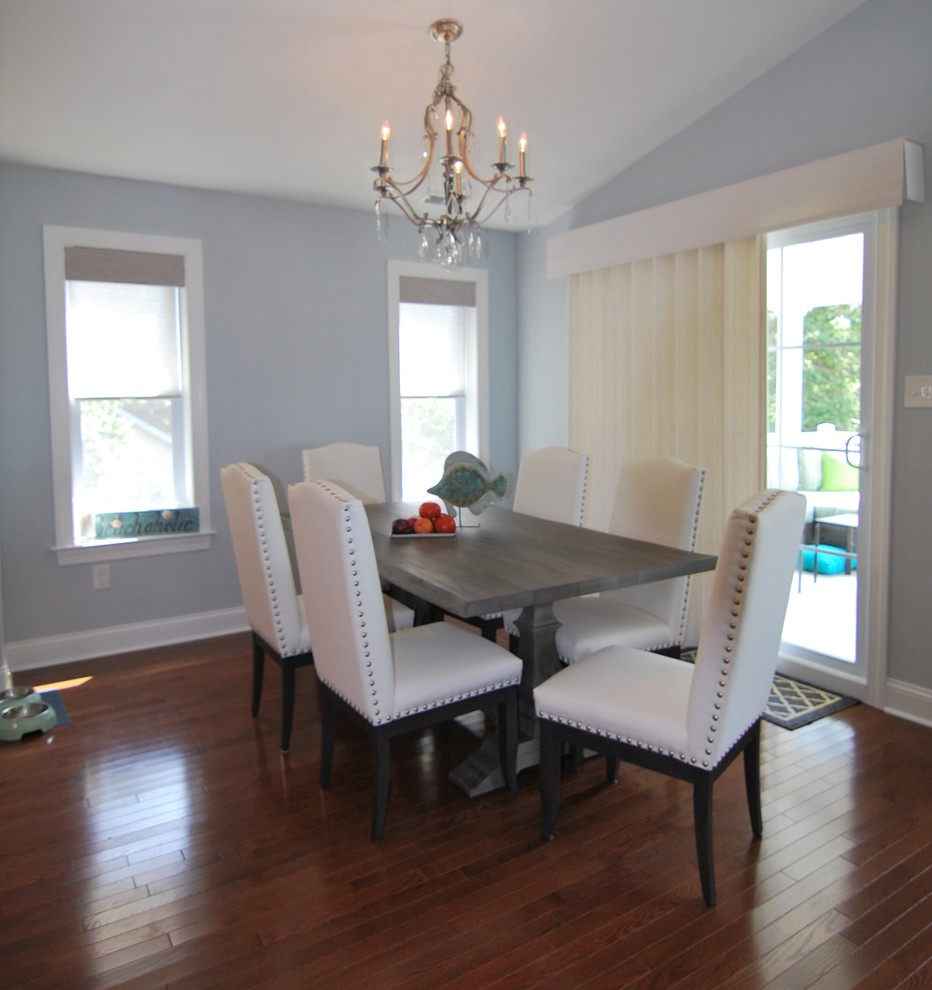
[391,501,456,535]
[419,501,442,520]
[434,513,456,534]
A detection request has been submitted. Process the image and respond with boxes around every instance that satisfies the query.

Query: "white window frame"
[387,261,489,502]
[43,225,212,564]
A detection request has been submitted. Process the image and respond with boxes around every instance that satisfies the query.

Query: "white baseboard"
[5,607,249,674]
[884,678,932,729]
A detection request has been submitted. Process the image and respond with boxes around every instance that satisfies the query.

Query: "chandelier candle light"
[371,19,533,268]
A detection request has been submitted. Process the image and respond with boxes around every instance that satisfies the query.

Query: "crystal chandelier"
[371,19,532,268]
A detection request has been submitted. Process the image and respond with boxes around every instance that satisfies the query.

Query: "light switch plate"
[905,375,932,408]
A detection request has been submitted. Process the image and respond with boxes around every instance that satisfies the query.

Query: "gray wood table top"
[366,502,717,619]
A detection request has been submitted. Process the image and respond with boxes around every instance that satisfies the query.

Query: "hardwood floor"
[3,632,931,989]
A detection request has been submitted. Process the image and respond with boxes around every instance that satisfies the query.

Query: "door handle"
[845,433,864,470]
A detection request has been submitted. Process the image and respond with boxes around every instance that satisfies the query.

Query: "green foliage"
[767,304,861,433]
[80,399,134,491]
[802,304,861,431]
[401,397,457,498]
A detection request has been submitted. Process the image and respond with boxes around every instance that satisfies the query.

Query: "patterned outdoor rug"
[763,673,859,729]
[679,650,858,730]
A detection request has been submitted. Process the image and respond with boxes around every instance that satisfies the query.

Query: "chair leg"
[605,756,619,784]
[280,663,296,754]
[372,731,391,842]
[319,695,336,790]
[743,723,763,837]
[251,634,265,717]
[693,775,716,907]
[498,690,518,794]
[539,720,563,840]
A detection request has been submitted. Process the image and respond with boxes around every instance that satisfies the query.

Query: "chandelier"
[371,19,532,268]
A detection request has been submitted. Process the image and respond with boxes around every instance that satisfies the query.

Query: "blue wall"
[0,165,518,646]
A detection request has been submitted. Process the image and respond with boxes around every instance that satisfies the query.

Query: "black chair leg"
[319,695,336,789]
[743,723,763,837]
[539,720,562,840]
[570,745,584,772]
[693,775,716,907]
[498,691,518,794]
[251,634,265,717]
[372,731,391,842]
[280,663,296,753]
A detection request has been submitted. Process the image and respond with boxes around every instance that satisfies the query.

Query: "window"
[44,226,210,563]
[388,263,489,502]
[766,226,864,493]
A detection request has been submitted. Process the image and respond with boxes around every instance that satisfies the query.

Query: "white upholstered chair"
[220,463,413,753]
[482,446,589,642]
[302,441,432,622]
[512,446,590,525]
[288,480,522,841]
[534,489,806,906]
[302,442,386,503]
[553,456,705,661]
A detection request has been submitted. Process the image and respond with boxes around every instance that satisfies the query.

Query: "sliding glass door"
[767,211,894,700]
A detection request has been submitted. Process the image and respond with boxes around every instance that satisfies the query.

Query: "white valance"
[548,139,924,278]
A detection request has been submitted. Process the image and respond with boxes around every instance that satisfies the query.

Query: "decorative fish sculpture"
[428,451,508,516]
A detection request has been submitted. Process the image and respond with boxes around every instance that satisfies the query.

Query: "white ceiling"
[0,0,869,228]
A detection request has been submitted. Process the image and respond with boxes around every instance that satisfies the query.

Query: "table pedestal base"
[449,734,540,797]
[449,602,560,796]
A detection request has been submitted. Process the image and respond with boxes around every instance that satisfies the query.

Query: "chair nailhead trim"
[240,465,292,655]
[695,488,782,768]
[536,710,687,765]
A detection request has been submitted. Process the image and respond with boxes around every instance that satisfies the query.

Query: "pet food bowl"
[0,685,41,714]
[0,701,57,741]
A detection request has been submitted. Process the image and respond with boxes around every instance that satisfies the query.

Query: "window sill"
[54,531,214,566]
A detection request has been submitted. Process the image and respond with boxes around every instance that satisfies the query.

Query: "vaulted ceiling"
[0,0,868,227]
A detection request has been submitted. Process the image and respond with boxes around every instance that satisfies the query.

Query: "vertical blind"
[569,236,765,640]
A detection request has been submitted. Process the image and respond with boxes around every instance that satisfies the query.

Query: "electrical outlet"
[92,563,111,590]
[905,375,932,408]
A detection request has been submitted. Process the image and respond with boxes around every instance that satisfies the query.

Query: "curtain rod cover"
[548,138,924,278]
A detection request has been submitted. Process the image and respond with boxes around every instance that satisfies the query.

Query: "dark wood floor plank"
[4,633,932,989]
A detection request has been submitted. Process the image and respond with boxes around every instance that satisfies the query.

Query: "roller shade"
[64,246,185,287]
[399,275,475,307]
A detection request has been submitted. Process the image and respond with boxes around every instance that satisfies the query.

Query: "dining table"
[366,502,718,796]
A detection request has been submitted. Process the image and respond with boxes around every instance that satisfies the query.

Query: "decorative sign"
[93,508,200,540]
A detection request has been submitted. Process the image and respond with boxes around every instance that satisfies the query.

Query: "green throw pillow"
[820,451,859,491]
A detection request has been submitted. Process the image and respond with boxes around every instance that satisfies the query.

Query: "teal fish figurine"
[428,451,508,516]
